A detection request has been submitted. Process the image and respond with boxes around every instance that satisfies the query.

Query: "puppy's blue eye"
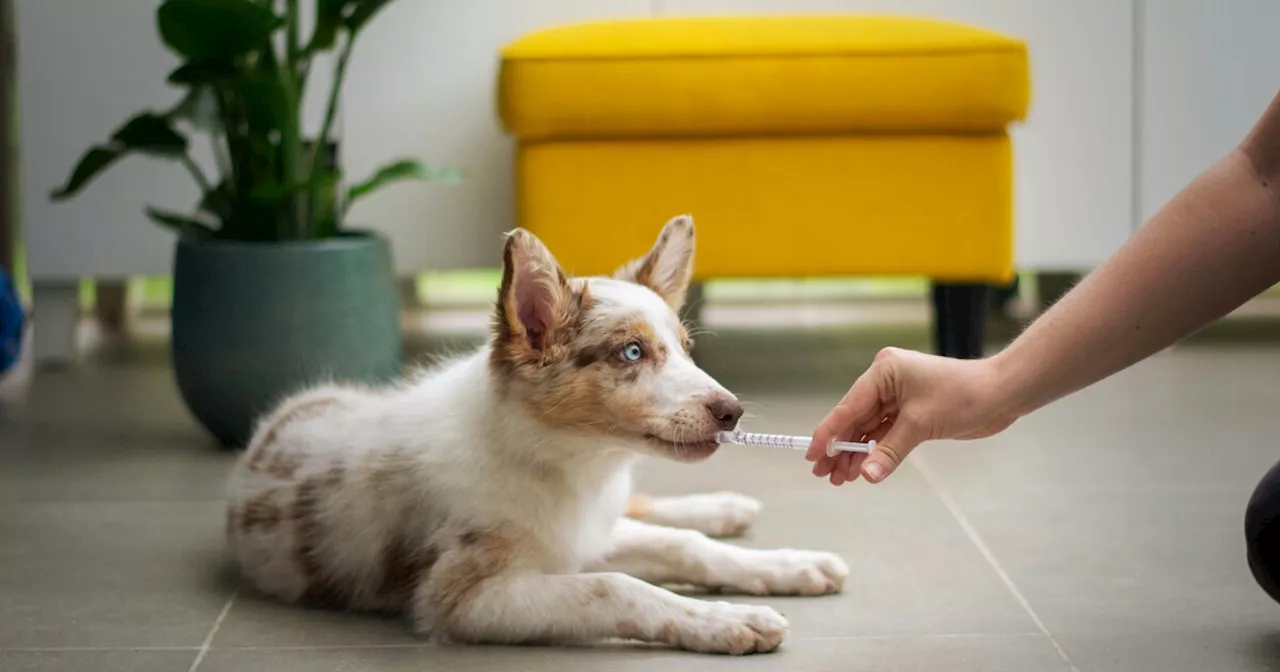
[620,343,644,362]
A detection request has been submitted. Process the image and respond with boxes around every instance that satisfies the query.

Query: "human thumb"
[861,422,922,483]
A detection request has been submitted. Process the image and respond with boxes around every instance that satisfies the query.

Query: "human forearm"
[991,96,1280,417]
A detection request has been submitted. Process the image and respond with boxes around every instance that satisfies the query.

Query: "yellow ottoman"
[497,16,1031,357]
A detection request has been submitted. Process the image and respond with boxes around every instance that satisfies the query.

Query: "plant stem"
[282,0,305,239]
[180,154,213,197]
[286,0,300,72]
[212,127,232,191]
[181,153,232,226]
[309,36,353,234]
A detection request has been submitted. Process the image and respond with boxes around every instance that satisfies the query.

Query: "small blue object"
[0,266,23,376]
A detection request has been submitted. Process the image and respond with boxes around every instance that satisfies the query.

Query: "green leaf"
[346,159,460,203]
[157,0,282,61]
[167,86,220,131]
[198,181,230,214]
[249,170,340,204]
[308,0,349,52]
[50,113,191,201]
[196,180,235,223]
[112,113,188,156]
[344,0,393,32]
[233,73,290,133]
[50,147,124,200]
[167,59,238,85]
[146,207,218,238]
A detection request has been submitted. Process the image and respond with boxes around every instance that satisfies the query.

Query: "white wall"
[343,0,650,274]
[1138,0,1280,223]
[18,0,1276,281]
[17,0,331,280]
[19,0,189,280]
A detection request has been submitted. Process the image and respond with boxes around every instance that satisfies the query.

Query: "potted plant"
[50,0,456,446]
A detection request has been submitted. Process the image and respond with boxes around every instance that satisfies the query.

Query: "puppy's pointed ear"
[494,229,577,357]
[614,214,696,311]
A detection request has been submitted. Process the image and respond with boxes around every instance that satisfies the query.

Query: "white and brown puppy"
[225,216,849,655]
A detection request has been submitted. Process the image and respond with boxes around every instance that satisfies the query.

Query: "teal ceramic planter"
[171,231,402,447]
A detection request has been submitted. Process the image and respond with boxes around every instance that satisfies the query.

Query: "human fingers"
[830,450,855,486]
[813,453,837,478]
[860,419,925,483]
[842,451,868,484]
[807,371,883,462]
[842,425,888,482]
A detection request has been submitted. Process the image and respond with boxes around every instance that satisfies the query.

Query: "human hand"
[806,348,1018,485]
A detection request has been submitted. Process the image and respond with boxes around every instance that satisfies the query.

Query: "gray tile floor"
[3,320,1280,671]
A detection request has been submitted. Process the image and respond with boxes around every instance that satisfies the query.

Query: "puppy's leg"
[593,518,849,596]
[416,569,787,655]
[626,492,761,538]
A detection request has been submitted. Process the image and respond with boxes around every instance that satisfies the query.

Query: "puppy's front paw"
[650,492,762,538]
[715,549,850,596]
[674,601,787,655]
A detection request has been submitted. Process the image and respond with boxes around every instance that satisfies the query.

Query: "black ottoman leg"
[1246,458,1280,605]
[931,282,990,359]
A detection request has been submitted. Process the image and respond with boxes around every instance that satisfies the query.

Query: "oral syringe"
[715,429,876,458]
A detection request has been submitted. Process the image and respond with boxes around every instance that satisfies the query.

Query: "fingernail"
[865,462,886,482]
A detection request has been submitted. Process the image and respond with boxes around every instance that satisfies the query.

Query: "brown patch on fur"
[427,527,520,628]
[656,619,679,644]
[247,398,340,473]
[621,233,664,292]
[489,231,591,379]
[571,338,615,369]
[618,619,642,640]
[625,495,654,519]
[239,490,284,533]
[676,324,692,353]
[616,222,682,291]
[612,216,695,311]
[262,450,304,479]
[512,313,669,434]
[377,536,440,601]
[292,464,347,608]
[362,447,414,494]
[570,317,666,370]
[485,223,703,443]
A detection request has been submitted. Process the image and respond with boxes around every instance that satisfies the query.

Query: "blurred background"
[3,2,1280,672]
[11,0,1279,369]
[10,1,1280,366]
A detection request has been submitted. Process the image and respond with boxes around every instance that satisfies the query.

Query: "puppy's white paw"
[649,492,762,538]
[673,601,788,655]
[714,549,849,596]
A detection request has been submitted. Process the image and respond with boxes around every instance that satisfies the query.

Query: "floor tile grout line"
[212,633,1049,650]
[187,587,239,672]
[912,455,1082,672]
[0,632,1048,654]
[0,647,203,653]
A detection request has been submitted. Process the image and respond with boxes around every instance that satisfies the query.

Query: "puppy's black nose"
[707,396,744,431]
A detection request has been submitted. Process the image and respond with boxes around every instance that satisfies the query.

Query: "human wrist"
[981,348,1036,422]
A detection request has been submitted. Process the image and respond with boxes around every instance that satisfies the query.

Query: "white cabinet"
[1138,0,1280,223]
[18,0,1280,346]
[343,0,651,275]
[18,0,188,281]
[666,0,1137,271]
